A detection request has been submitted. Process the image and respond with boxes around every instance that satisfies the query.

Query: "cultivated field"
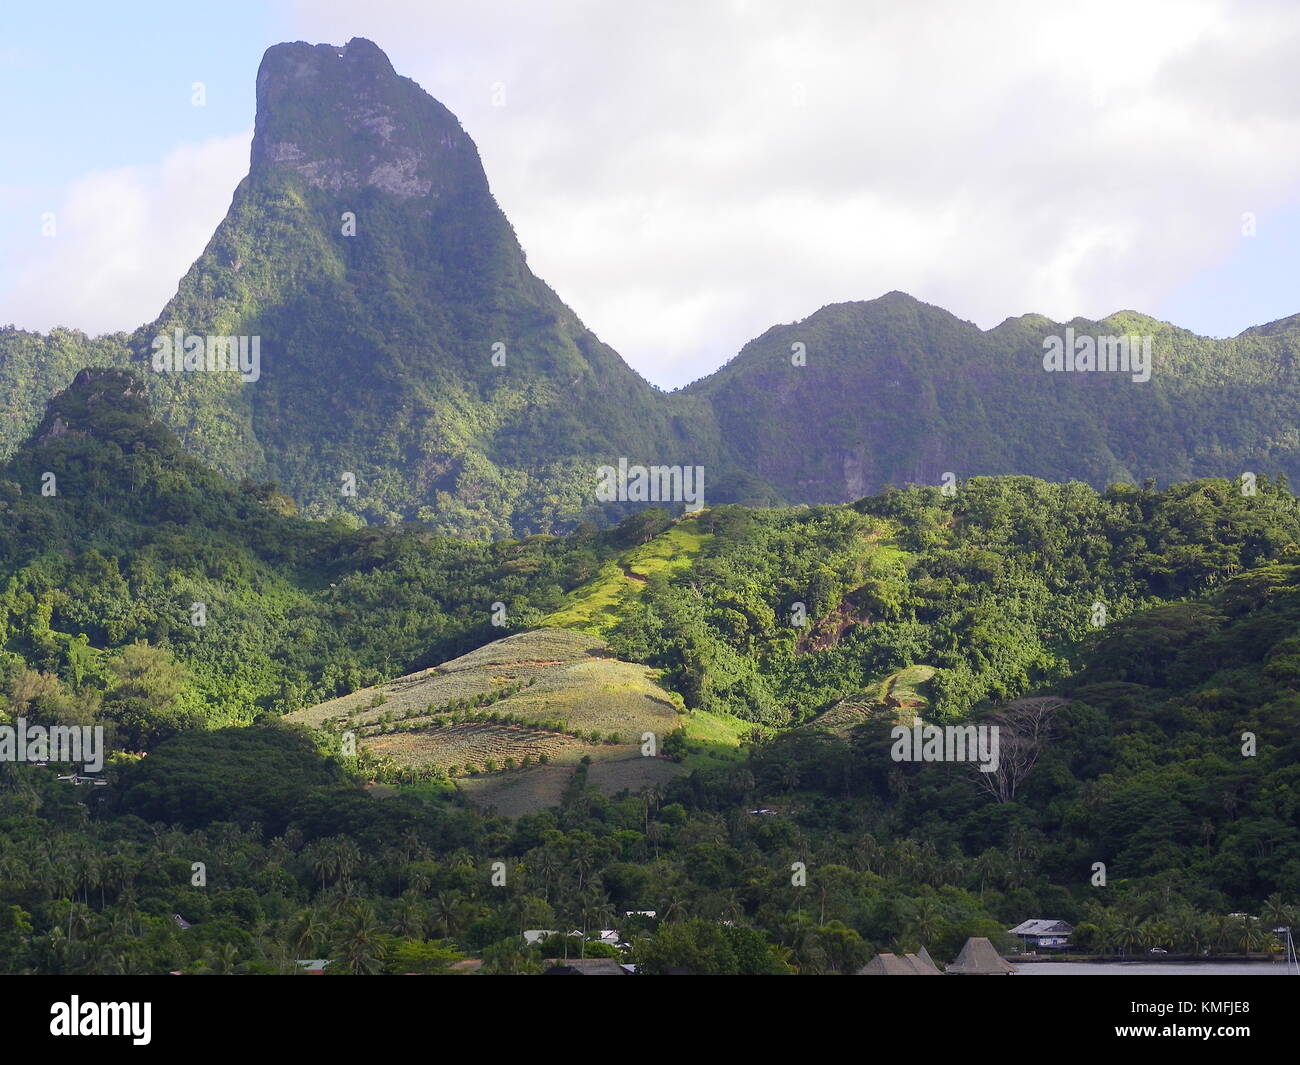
[459,753,686,817]
[287,629,642,728]
[364,723,600,772]
[286,628,687,807]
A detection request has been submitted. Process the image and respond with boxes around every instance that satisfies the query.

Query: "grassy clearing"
[536,561,631,634]
[625,521,710,580]
[804,664,937,737]
[888,665,935,709]
[678,707,760,768]
[684,707,755,746]
[496,658,680,738]
[541,515,711,635]
[457,765,573,817]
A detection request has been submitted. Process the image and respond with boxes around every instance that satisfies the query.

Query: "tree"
[381,938,461,975]
[102,642,196,747]
[331,903,385,975]
[971,697,1066,803]
[481,938,542,975]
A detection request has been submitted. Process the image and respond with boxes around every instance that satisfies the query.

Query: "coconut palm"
[1140,920,1173,952]
[289,906,327,960]
[1262,893,1293,932]
[907,897,943,946]
[394,892,427,938]
[1236,917,1264,956]
[333,902,385,975]
[428,891,464,938]
[1170,909,1206,954]
[1114,913,1143,956]
[656,887,686,925]
[531,847,561,900]
[1208,915,1234,955]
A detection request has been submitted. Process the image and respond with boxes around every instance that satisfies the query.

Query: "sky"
[3,0,1300,389]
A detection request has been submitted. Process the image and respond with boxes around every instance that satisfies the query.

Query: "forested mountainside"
[1,368,1297,973]
[5,39,1300,537]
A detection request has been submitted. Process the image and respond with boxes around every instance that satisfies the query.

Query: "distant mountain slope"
[685,292,1300,502]
[0,328,131,458]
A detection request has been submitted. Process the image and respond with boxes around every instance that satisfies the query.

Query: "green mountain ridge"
[4,38,1300,536]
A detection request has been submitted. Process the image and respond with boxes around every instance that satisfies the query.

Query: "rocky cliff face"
[250,39,483,201]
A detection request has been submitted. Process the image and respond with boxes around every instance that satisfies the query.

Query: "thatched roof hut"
[857,951,942,975]
[945,937,1016,974]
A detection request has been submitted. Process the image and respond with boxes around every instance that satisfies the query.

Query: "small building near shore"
[1008,919,1074,951]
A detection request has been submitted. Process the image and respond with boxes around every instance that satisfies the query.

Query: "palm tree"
[1170,909,1205,954]
[308,842,338,891]
[531,848,561,901]
[656,888,686,925]
[256,934,298,975]
[972,849,1005,897]
[482,938,540,975]
[907,897,943,946]
[289,907,327,960]
[400,828,425,863]
[1114,913,1143,957]
[45,859,77,902]
[1140,920,1172,952]
[448,848,476,873]
[201,942,239,975]
[571,839,597,893]
[578,895,615,958]
[1262,893,1293,932]
[333,902,385,976]
[1236,918,1264,956]
[645,821,666,858]
[394,892,427,938]
[96,948,135,976]
[429,891,464,938]
[1208,915,1234,955]
[716,890,744,924]
[406,863,434,895]
[853,835,883,875]
[330,837,362,887]
[63,901,93,944]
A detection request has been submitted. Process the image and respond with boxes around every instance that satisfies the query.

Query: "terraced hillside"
[285,628,689,814]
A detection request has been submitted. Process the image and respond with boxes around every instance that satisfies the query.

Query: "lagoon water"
[1017,961,1291,976]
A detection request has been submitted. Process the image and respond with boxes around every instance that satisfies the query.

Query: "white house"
[1008,919,1073,950]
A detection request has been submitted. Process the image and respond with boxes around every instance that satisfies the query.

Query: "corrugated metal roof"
[1008,919,1074,935]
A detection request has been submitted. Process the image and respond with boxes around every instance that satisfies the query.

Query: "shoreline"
[1012,954,1284,965]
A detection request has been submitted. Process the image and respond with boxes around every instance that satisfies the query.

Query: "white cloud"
[0,131,251,335]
